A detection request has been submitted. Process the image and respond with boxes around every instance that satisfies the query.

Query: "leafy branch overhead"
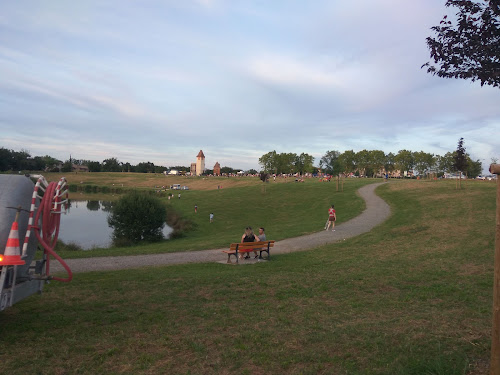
[423,0,500,88]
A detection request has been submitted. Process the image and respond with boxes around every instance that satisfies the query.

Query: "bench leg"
[227,253,239,264]
[259,249,270,260]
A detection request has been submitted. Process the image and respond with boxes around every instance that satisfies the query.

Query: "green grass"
[0,179,496,374]
[57,178,373,258]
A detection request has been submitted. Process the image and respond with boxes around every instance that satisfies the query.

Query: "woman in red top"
[326,204,336,231]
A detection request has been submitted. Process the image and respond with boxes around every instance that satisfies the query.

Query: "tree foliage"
[102,158,122,172]
[394,150,415,176]
[319,150,341,176]
[453,137,468,172]
[259,151,315,175]
[423,0,500,88]
[108,191,166,244]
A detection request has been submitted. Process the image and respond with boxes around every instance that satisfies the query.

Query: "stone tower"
[213,162,221,176]
[196,150,205,176]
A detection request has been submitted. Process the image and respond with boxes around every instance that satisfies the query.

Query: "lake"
[58,200,172,249]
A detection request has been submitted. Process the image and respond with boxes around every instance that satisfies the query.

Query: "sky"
[1,0,499,173]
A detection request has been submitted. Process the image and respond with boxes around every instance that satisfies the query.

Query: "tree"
[136,162,155,173]
[338,150,357,175]
[259,151,278,174]
[87,161,102,172]
[61,159,72,173]
[384,152,396,175]
[394,150,415,177]
[369,150,387,177]
[220,166,237,174]
[320,150,341,175]
[294,153,314,175]
[466,156,482,178]
[102,158,121,172]
[11,149,31,171]
[355,150,371,177]
[453,137,468,188]
[0,148,13,171]
[414,151,436,176]
[108,191,166,244]
[453,137,468,173]
[438,152,456,173]
[423,0,500,88]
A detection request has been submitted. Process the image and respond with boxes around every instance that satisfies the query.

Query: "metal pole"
[490,164,500,375]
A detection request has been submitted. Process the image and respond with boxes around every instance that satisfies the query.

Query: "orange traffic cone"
[1,221,25,266]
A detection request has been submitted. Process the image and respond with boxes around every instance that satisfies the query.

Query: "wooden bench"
[222,241,275,264]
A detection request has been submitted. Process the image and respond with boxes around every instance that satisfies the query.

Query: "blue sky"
[1,0,499,172]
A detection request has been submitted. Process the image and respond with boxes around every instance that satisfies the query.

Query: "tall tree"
[384,152,396,175]
[294,153,314,175]
[438,152,456,173]
[355,150,371,177]
[0,148,13,171]
[466,156,483,178]
[338,150,357,175]
[320,150,341,176]
[394,150,415,177]
[369,150,387,177]
[414,151,436,176]
[453,137,468,174]
[259,151,278,174]
[423,0,500,88]
[453,137,468,188]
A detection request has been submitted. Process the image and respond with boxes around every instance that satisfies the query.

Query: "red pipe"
[33,181,72,282]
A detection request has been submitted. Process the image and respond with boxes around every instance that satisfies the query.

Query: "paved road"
[51,182,390,273]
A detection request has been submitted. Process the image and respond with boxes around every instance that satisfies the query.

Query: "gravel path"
[51,182,390,273]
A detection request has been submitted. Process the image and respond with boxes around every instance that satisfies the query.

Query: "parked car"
[476,175,486,180]
[181,186,189,190]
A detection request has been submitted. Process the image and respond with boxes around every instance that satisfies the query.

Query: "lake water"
[58,200,172,249]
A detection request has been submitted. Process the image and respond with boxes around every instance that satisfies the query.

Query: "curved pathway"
[51,182,390,273]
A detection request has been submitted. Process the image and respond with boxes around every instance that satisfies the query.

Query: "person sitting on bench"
[240,226,260,259]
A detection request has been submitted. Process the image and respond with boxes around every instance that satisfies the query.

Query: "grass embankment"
[1,179,496,374]
[57,177,372,258]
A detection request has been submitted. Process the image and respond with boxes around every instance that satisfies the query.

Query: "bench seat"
[222,240,275,264]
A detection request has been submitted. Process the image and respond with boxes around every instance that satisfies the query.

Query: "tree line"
[0,141,484,178]
[0,147,249,174]
[259,145,483,178]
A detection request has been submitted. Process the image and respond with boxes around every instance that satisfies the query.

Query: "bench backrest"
[229,240,275,251]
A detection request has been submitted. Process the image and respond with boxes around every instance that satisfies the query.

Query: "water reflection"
[58,200,172,250]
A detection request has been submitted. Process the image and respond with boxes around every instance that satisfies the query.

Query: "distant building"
[190,163,197,176]
[195,150,205,176]
[213,162,221,176]
[72,164,89,173]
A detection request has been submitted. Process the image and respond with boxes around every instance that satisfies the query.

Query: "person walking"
[209,213,214,223]
[194,204,198,213]
[326,204,336,231]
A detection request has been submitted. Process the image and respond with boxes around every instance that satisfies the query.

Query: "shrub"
[108,190,166,244]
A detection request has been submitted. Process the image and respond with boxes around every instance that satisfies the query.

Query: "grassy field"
[44,171,266,191]
[0,178,497,374]
[56,176,372,258]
